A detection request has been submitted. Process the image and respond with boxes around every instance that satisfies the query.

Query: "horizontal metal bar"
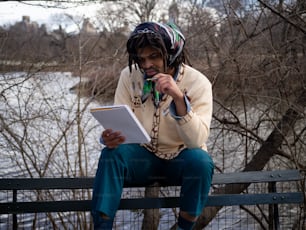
[205,192,304,207]
[118,192,305,209]
[0,192,303,214]
[0,200,92,214]
[212,169,302,184]
[0,178,94,190]
[0,170,301,190]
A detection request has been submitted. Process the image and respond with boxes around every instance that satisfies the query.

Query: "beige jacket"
[114,64,212,159]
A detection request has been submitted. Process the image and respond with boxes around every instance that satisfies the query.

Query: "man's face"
[136,46,164,77]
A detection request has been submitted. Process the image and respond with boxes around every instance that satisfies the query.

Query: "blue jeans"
[92,144,214,228]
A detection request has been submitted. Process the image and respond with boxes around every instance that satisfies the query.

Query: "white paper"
[90,104,151,144]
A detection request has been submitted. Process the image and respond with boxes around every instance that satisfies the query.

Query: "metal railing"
[0,170,303,229]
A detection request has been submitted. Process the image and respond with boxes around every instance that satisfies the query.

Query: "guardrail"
[0,169,303,229]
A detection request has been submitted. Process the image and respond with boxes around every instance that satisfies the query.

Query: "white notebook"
[90,104,151,144]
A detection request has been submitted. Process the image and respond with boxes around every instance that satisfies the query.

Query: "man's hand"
[101,129,125,148]
[153,73,183,99]
[154,73,187,116]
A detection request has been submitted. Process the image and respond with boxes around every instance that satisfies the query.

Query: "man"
[92,21,214,230]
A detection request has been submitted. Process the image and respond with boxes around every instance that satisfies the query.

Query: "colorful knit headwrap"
[128,22,185,66]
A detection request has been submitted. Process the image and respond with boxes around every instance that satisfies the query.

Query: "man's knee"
[184,149,214,172]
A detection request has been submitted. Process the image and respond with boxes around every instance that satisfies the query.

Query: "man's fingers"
[103,131,125,148]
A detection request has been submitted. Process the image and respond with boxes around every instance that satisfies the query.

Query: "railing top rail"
[0,177,94,190]
[0,169,301,190]
[212,169,301,184]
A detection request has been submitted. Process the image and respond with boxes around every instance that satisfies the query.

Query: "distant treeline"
[1,10,305,104]
[0,18,128,72]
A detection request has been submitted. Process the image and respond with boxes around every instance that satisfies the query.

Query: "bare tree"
[0,11,110,228]
[179,0,306,228]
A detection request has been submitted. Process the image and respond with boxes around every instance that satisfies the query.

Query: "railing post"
[13,189,17,230]
[268,181,280,230]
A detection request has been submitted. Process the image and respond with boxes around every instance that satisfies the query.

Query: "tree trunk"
[194,89,306,229]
